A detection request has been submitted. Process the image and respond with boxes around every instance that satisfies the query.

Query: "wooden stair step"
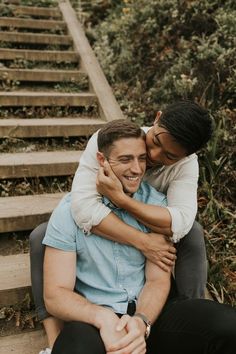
[1,330,47,354]
[0,5,61,18]
[0,48,79,62]
[0,192,65,233]
[0,16,66,30]
[0,117,105,138]
[2,0,20,4]
[0,32,72,45]
[0,91,98,106]
[0,68,87,83]
[0,150,82,179]
[0,253,30,306]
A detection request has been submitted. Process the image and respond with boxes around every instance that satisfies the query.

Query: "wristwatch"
[134,312,151,339]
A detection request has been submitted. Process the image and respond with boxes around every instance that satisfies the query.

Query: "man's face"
[145,114,187,167]
[106,137,147,195]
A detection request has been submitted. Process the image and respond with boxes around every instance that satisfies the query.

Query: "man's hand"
[96,161,124,205]
[97,309,127,352]
[107,315,146,354]
[142,233,176,272]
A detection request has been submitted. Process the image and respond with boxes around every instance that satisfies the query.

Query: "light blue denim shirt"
[43,182,167,314]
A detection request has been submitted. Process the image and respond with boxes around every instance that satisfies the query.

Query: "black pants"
[29,220,207,321]
[29,223,236,354]
[52,299,236,354]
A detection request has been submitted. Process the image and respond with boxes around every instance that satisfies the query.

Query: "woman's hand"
[96,161,124,205]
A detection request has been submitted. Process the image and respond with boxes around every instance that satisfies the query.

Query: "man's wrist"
[134,313,151,339]
[93,305,117,329]
[113,191,128,208]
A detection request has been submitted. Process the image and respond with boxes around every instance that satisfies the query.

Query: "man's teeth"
[126,176,139,181]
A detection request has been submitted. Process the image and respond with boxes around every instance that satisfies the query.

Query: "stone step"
[0,48,79,62]
[0,68,87,83]
[0,4,61,18]
[0,31,72,45]
[0,150,82,179]
[0,117,104,138]
[0,192,65,233]
[0,253,31,306]
[0,91,98,106]
[0,16,66,30]
[1,330,47,354]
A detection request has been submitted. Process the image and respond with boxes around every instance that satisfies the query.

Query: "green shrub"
[81,0,236,305]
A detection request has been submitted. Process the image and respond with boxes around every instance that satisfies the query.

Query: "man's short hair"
[159,101,213,154]
[97,119,145,155]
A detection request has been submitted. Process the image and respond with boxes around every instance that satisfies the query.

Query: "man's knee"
[52,322,105,354]
[29,222,48,254]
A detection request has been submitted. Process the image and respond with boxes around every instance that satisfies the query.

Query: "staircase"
[0,0,124,352]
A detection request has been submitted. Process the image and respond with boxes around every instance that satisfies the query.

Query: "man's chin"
[123,185,141,195]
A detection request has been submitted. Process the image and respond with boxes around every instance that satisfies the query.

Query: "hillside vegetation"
[76,0,235,305]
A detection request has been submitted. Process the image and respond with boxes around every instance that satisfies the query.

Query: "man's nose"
[130,159,142,173]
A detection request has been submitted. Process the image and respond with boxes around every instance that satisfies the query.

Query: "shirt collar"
[102,184,144,210]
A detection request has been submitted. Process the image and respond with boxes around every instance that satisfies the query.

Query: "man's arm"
[135,259,171,323]
[43,246,126,349]
[107,260,171,353]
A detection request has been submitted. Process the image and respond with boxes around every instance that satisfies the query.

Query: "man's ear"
[154,110,162,125]
[97,151,105,167]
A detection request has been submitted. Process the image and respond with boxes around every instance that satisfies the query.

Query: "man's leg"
[30,223,63,349]
[174,221,207,298]
[147,298,236,354]
[52,321,106,354]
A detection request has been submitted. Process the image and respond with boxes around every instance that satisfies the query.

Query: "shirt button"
[119,284,122,288]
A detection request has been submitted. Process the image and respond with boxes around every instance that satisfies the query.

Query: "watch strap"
[134,312,151,339]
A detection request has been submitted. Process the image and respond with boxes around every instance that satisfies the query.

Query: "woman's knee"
[29,222,48,254]
[180,221,205,252]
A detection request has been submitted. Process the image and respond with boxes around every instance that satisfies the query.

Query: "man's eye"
[119,159,131,164]
[139,157,147,162]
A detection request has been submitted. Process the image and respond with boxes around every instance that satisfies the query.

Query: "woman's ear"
[154,110,162,124]
[97,151,105,167]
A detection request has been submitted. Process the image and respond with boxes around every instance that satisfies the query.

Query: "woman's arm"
[96,157,198,242]
[71,131,175,269]
[71,132,112,233]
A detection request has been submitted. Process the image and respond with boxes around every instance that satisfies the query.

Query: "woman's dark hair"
[97,119,145,154]
[159,101,213,154]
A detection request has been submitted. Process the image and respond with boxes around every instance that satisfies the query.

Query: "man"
[42,120,236,354]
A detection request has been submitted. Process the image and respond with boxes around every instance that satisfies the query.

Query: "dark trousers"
[29,220,207,321]
[52,299,236,354]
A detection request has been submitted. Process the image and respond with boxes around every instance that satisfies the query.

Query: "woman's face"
[145,113,187,167]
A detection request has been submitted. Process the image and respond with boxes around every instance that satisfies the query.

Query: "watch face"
[145,323,151,339]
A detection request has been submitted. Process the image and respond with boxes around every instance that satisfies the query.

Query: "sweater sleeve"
[166,156,199,242]
[71,131,111,233]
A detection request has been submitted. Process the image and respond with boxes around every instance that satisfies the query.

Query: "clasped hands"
[100,311,147,354]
